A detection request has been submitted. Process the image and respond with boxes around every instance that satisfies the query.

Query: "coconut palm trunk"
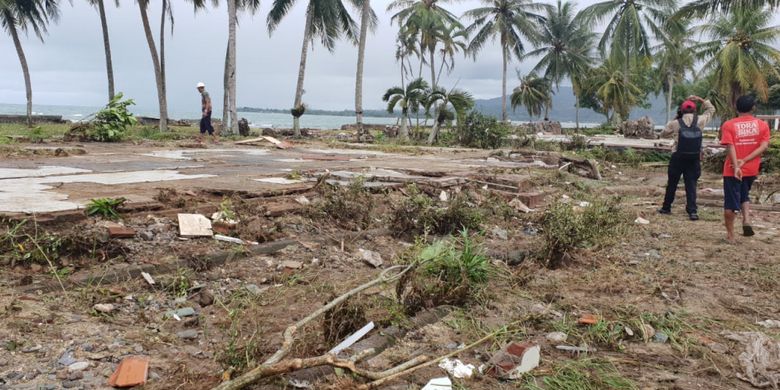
[227,0,238,134]
[7,17,32,128]
[427,117,440,145]
[429,47,436,89]
[138,1,168,131]
[292,12,313,138]
[399,110,409,140]
[96,0,115,101]
[222,44,229,133]
[354,0,370,135]
[501,46,508,122]
[159,0,168,128]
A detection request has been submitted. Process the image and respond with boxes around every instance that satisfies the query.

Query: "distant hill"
[239,86,672,125]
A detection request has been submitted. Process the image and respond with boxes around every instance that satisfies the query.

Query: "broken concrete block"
[359,249,383,268]
[438,358,476,379]
[509,198,533,213]
[634,217,650,225]
[68,362,89,372]
[107,226,136,238]
[93,304,115,314]
[177,214,213,237]
[281,260,303,269]
[517,192,545,208]
[421,377,452,390]
[164,307,196,319]
[107,356,149,388]
[486,342,541,379]
[545,332,568,343]
[295,196,311,205]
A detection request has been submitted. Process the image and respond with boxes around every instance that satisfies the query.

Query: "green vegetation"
[397,231,491,314]
[315,177,374,231]
[456,111,510,149]
[90,93,138,142]
[85,197,126,220]
[539,197,629,268]
[391,185,483,237]
[523,359,637,390]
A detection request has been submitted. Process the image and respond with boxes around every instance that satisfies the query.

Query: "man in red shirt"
[720,95,771,242]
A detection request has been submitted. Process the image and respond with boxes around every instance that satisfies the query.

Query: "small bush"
[397,231,490,315]
[390,185,483,237]
[90,93,137,142]
[539,197,628,268]
[315,177,374,230]
[85,198,126,220]
[456,111,509,149]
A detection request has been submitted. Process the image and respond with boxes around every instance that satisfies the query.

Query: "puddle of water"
[255,177,304,185]
[0,170,215,213]
[143,149,270,160]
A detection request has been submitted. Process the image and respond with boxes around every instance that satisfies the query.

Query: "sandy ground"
[0,139,778,390]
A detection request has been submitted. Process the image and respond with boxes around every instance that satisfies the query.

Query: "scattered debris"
[578,314,599,325]
[490,226,508,240]
[421,377,452,390]
[653,331,669,344]
[245,284,268,296]
[295,195,311,205]
[177,214,213,237]
[93,303,115,314]
[545,332,568,343]
[438,358,476,379]
[757,319,780,329]
[141,272,156,286]
[165,307,196,319]
[329,321,375,355]
[214,234,258,245]
[107,226,136,238]
[556,345,597,353]
[108,356,149,388]
[439,191,449,202]
[725,332,780,388]
[281,260,303,270]
[176,329,199,340]
[68,362,89,372]
[358,249,383,268]
[634,217,650,225]
[486,342,541,379]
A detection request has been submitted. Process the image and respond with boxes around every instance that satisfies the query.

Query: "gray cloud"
[0,0,601,115]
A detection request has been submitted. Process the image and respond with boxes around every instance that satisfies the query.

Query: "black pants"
[200,111,214,135]
[662,154,701,214]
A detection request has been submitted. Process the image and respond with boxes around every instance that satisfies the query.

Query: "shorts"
[200,112,214,135]
[723,176,756,211]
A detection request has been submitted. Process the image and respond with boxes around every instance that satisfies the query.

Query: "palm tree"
[434,24,468,83]
[676,0,780,19]
[581,0,673,88]
[424,87,474,144]
[388,0,461,89]
[137,0,168,131]
[383,78,429,141]
[522,0,596,128]
[588,58,643,122]
[695,5,780,111]
[88,0,118,102]
[1,0,60,127]
[652,19,695,122]
[464,0,548,122]
[354,0,377,136]
[268,0,360,138]
[511,73,552,119]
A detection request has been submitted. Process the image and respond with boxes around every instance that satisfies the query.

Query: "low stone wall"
[0,114,66,124]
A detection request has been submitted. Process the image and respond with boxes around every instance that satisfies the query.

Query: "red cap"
[680,100,697,112]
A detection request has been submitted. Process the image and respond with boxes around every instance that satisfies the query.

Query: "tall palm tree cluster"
[3,0,780,136]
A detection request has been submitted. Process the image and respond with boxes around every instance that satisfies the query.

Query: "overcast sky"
[1,0,616,115]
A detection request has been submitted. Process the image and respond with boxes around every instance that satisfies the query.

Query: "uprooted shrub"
[390,185,483,237]
[65,93,137,142]
[313,177,374,230]
[397,231,490,315]
[322,298,368,345]
[539,197,628,268]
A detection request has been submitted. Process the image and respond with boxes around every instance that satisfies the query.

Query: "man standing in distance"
[721,95,771,242]
[197,82,217,143]
[658,95,716,220]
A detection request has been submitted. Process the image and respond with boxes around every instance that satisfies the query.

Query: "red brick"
[517,192,545,208]
[107,226,136,238]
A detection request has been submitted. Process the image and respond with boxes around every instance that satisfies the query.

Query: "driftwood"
[560,155,601,180]
[212,265,414,390]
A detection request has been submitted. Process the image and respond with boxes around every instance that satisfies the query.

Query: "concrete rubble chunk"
[281,260,303,269]
[438,358,476,379]
[244,284,268,296]
[545,332,568,343]
[93,304,115,314]
[486,342,541,379]
[176,329,199,340]
[757,319,780,329]
[165,307,196,319]
[108,356,149,388]
[490,227,508,240]
[359,249,384,268]
[177,214,213,237]
[634,217,650,225]
[295,196,311,205]
[421,377,452,390]
[141,272,156,286]
[68,362,89,372]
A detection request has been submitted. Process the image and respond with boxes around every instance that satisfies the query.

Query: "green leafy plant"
[540,197,628,268]
[391,185,483,237]
[456,110,510,149]
[90,93,137,142]
[219,198,238,221]
[85,198,126,220]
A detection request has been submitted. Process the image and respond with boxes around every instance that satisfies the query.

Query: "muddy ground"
[0,138,778,390]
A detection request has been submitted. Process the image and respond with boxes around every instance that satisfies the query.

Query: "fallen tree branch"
[212,265,414,390]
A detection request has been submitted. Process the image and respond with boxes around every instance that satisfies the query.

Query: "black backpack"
[677,114,703,156]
